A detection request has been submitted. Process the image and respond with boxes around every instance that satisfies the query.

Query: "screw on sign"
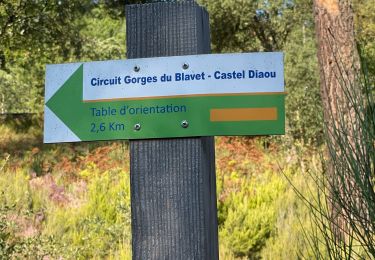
[181,120,189,128]
[133,65,140,72]
[133,123,141,131]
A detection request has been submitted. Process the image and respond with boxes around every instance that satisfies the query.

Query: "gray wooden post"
[126,1,218,259]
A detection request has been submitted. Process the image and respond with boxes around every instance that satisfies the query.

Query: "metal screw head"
[134,123,141,131]
[181,120,189,128]
[182,63,189,70]
[134,65,140,72]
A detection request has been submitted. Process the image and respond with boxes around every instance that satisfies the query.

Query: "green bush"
[43,165,131,259]
[219,171,285,258]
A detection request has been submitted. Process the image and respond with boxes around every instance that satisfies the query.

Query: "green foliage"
[0,1,125,114]
[80,6,126,61]
[261,168,327,260]
[355,0,375,82]
[0,170,46,215]
[215,139,333,259]
[219,171,286,258]
[0,204,15,258]
[284,16,324,145]
[0,0,91,113]
[0,142,132,259]
[1,124,358,259]
[43,165,131,259]
[199,0,308,53]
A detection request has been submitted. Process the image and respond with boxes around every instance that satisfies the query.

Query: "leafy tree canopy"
[0,0,125,113]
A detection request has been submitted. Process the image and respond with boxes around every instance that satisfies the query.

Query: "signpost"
[44,1,285,259]
[44,53,284,143]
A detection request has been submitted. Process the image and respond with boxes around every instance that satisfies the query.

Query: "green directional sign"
[44,53,285,143]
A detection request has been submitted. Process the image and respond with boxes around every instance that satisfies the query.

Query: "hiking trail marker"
[44,52,285,143]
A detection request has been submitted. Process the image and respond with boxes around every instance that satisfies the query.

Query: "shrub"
[219,171,285,258]
[43,165,131,259]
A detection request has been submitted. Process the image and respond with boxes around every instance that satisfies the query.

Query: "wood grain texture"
[126,1,219,259]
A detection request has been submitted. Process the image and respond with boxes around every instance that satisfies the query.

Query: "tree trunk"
[313,0,360,116]
[313,0,363,240]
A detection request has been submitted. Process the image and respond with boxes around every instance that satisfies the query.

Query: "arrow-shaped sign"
[44,53,285,143]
